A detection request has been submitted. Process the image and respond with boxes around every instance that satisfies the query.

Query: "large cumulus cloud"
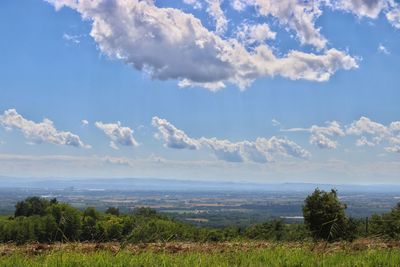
[46,0,358,90]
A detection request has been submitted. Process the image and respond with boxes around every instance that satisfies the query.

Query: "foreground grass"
[1,241,400,267]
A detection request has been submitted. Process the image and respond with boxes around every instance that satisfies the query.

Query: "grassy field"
[1,240,400,267]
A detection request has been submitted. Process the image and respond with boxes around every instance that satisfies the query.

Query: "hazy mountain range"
[1,177,400,193]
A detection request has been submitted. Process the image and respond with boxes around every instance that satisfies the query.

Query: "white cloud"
[378,43,390,54]
[95,121,138,149]
[231,0,327,49]
[346,116,389,141]
[356,136,376,147]
[149,115,400,157]
[252,47,358,84]
[284,121,345,149]
[385,145,400,153]
[152,116,310,162]
[272,118,281,127]
[232,0,400,50]
[256,136,310,160]
[309,133,337,149]
[346,116,400,153]
[151,117,200,149]
[309,121,345,149]
[390,121,400,132]
[203,136,311,163]
[386,5,400,28]
[206,0,228,34]
[328,0,400,29]
[200,138,245,162]
[0,109,90,148]
[230,0,247,11]
[283,117,400,152]
[46,0,358,90]
[81,119,89,126]
[200,136,311,163]
[62,33,82,44]
[178,79,226,92]
[236,23,276,45]
[183,0,202,9]
[329,0,387,18]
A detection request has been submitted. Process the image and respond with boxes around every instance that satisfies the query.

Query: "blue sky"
[0,0,399,183]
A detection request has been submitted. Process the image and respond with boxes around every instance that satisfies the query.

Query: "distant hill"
[0,177,400,193]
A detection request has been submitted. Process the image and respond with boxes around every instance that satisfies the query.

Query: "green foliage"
[370,203,400,239]
[245,220,284,241]
[302,188,353,241]
[126,212,203,243]
[245,220,310,241]
[14,197,52,217]
[0,197,232,244]
[101,215,124,241]
[0,215,58,244]
[105,207,120,216]
[81,207,102,241]
[133,207,157,217]
[47,203,81,242]
[222,226,241,240]
[3,194,400,245]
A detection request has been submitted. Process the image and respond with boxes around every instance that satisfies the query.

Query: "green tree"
[302,188,350,241]
[245,220,285,241]
[370,203,400,239]
[81,207,101,241]
[133,207,157,217]
[14,197,51,217]
[105,207,120,216]
[101,215,124,241]
[47,203,81,242]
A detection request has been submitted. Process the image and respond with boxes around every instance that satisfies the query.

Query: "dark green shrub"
[303,189,351,241]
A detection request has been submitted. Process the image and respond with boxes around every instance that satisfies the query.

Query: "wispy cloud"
[62,33,83,44]
[183,0,202,9]
[282,121,345,149]
[271,119,281,127]
[378,43,390,55]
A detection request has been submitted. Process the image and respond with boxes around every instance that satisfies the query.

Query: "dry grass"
[1,238,400,256]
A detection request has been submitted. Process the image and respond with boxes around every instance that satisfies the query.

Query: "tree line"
[0,189,399,244]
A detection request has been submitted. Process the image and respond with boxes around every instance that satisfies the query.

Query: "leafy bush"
[14,197,55,217]
[47,203,81,242]
[303,188,354,241]
[105,207,120,216]
[3,194,399,244]
[370,203,400,239]
[0,197,230,244]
